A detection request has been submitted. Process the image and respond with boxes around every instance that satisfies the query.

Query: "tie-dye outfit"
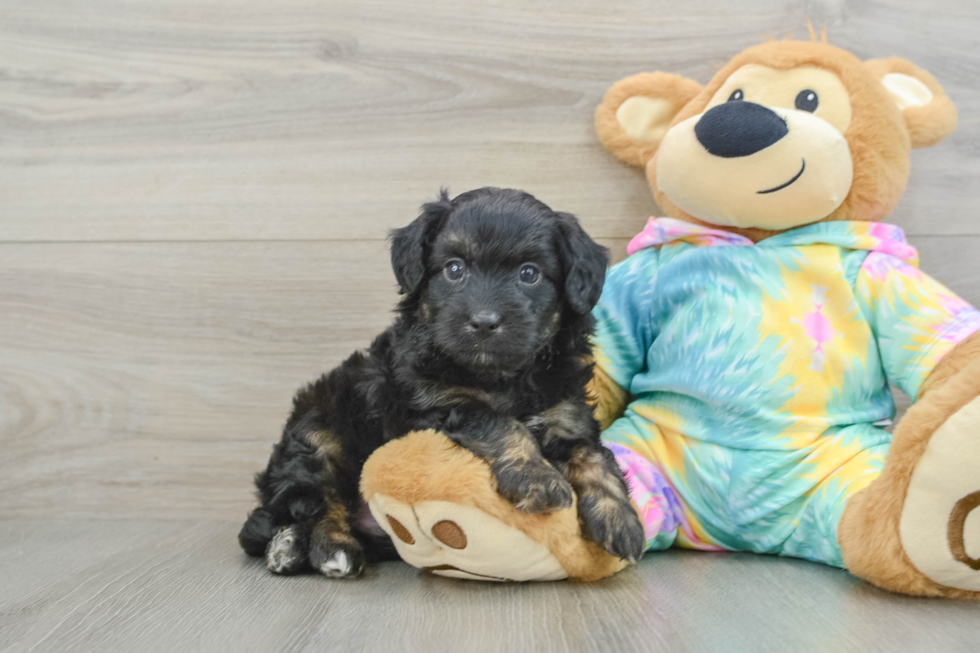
[595,218,980,566]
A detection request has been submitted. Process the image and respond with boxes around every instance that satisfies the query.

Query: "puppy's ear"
[390,190,453,295]
[555,212,608,315]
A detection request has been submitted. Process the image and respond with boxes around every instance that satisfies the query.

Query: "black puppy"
[239,188,644,578]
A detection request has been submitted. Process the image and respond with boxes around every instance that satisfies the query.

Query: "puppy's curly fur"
[239,188,644,577]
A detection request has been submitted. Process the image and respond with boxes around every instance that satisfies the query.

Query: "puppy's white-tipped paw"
[319,551,353,578]
[310,540,366,579]
[266,526,304,574]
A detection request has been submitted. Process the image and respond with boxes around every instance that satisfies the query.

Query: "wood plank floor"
[2,519,980,653]
[2,0,980,650]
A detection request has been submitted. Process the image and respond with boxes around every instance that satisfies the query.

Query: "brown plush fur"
[839,337,980,599]
[594,72,704,168]
[361,430,627,581]
[595,41,956,243]
[597,39,979,597]
[863,57,959,149]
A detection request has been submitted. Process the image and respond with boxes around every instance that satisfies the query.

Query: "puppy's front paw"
[308,537,366,579]
[579,497,645,563]
[494,463,574,514]
[266,526,307,575]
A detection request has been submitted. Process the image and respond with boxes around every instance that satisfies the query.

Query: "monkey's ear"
[864,57,958,149]
[390,190,452,295]
[595,72,704,167]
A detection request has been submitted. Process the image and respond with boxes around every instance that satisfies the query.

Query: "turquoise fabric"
[596,219,980,566]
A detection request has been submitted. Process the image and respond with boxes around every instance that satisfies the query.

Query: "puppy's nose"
[468,311,501,335]
[695,101,788,158]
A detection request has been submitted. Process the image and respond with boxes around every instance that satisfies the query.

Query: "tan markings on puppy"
[589,497,639,552]
[488,425,575,513]
[442,230,478,255]
[312,502,356,546]
[328,503,353,536]
[565,445,643,560]
[587,366,630,430]
[411,383,497,411]
[445,386,495,404]
[540,399,587,444]
[540,310,562,340]
[568,448,628,500]
[304,429,342,462]
[586,496,629,519]
[511,473,573,513]
[497,429,540,466]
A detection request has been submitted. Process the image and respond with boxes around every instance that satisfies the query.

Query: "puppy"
[239,188,644,578]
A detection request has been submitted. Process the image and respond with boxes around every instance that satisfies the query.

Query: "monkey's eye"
[727,89,744,102]
[443,259,466,282]
[518,264,540,285]
[795,89,819,112]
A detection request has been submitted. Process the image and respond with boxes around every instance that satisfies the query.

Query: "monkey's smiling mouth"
[757,159,806,194]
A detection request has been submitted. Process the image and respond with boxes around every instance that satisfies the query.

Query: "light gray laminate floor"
[2,0,980,650]
[2,519,979,653]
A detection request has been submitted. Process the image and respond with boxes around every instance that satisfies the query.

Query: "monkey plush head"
[596,40,957,240]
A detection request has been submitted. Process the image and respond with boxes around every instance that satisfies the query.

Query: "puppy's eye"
[727,89,744,102]
[443,259,466,282]
[795,89,819,112]
[518,264,540,285]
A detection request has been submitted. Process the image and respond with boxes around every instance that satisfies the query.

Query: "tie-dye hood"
[627,218,919,267]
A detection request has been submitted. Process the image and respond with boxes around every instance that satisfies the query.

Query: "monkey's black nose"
[695,101,788,158]
[468,311,501,335]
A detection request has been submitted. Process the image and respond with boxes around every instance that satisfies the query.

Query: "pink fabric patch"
[604,441,725,551]
[627,217,754,255]
[866,223,919,266]
[625,218,921,267]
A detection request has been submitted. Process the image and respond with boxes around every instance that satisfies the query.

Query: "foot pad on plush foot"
[360,430,631,582]
[369,494,568,581]
[900,396,980,591]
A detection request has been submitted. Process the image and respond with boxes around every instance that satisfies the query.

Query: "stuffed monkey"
[362,39,980,598]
